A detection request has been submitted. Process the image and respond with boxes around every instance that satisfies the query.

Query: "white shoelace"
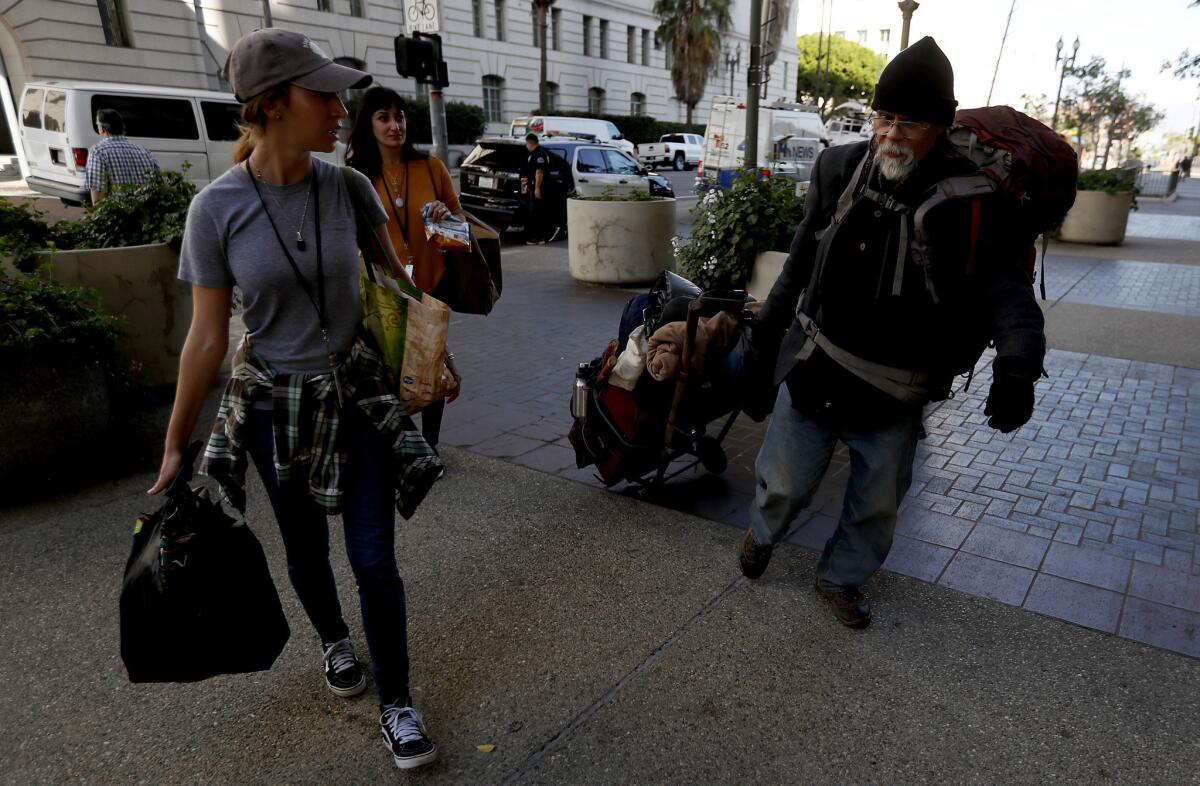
[323,638,358,674]
[382,706,427,745]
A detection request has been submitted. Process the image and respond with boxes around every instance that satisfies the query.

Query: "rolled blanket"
[646,311,740,382]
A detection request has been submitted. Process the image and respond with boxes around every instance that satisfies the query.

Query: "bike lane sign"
[407,0,439,34]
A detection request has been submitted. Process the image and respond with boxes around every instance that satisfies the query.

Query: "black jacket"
[756,139,1046,418]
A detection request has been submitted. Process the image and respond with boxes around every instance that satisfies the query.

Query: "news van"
[697,97,827,188]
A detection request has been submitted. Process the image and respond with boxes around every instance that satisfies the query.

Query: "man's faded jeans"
[750,384,922,589]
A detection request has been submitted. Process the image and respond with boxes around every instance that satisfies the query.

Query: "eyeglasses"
[868,113,931,138]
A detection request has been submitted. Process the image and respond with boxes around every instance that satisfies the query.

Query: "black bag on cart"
[120,443,290,683]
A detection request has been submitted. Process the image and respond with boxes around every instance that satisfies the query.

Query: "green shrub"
[675,172,805,289]
[0,268,124,362]
[1077,167,1137,194]
[0,199,53,271]
[53,168,195,251]
[401,98,487,145]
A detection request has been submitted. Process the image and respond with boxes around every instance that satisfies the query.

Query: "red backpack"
[943,106,1080,295]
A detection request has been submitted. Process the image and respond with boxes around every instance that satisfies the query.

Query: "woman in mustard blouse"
[347,86,462,447]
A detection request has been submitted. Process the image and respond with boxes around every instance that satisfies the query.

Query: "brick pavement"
[442,236,1200,658]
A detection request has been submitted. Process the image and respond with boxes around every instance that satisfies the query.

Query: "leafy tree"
[532,0,556,113]
[794,33,885,118]
[654,0,732,124]
[1161,0,1200,81]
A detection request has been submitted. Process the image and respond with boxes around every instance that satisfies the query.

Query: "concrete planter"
[1058,190,1133,246]
[567,197,676,284]
[0,355,110,480]
[38,242,191,386]
[747,250,788,301]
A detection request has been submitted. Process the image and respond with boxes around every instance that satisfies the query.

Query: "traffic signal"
[394,34,448,87]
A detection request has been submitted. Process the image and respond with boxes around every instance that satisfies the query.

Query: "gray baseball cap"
[224,28,373,102]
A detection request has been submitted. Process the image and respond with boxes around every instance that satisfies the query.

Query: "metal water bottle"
[571,363,589,418]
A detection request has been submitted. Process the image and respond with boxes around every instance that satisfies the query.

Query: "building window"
[588,87,605,115]
[834,30,846,38]
[482,75,504,123]
[471,0,484,36]
[551,9,561,50]
[627,26,636,64]
[531,6,540,46]
[665,45,672,70]
[880,28,890,43]
[317,0,331,11]
[630,92,645,116]
[494,0,505,41]
[599,20,608,59]
[857,29,867,43]
[349,0,365,17]
[544,81,558,111]
[641,29,650,66]
[96,0,132,47]
[583,16,593,57]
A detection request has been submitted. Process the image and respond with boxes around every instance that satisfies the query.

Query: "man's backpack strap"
[910,174,995,303]
[795,310,934,405]
[832,148,872,225]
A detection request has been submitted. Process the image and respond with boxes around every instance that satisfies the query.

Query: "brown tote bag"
[425,160,503,315]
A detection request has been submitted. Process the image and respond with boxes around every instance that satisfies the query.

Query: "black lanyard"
[246,161,344,405]
[246,161,327,333]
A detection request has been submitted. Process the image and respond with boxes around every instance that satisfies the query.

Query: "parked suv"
[459,136,674,233]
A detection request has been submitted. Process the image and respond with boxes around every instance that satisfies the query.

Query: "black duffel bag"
[120,442,290,683]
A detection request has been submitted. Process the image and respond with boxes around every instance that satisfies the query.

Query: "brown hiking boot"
[738,529,774,579]
[814,581,872,628]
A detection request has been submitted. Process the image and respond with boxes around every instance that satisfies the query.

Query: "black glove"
[984,359,1037,433]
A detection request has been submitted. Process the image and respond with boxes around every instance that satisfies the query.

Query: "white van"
[18,81,243,204]
[509,115,635,155]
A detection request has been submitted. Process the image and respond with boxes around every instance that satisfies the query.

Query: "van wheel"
[673,152,686,171]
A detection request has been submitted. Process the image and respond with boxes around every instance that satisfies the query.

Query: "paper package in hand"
[422,204,471,250]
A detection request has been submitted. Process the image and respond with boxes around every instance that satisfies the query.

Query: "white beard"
[878,139,917,183]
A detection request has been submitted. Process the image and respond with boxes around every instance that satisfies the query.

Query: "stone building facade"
[0,0,799,172]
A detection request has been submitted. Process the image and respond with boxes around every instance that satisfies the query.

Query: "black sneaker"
[322,638,367,697]
[738,529,774,579]
[380,704,438,770]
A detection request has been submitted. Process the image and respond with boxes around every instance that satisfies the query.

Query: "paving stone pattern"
[1126,212,1200,242]
[1040,254,1200,315]
[445,245,1200,658]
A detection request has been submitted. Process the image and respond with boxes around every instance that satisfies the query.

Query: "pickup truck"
[637,133,703,171]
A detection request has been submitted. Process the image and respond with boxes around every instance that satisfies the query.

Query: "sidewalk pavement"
[2,180,1199,783]
[433,179,1200,660]
[3,447,1199,783]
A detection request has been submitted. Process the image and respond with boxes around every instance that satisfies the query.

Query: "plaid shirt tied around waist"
[201,336,443,519]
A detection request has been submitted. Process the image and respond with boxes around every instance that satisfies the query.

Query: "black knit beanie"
[871,36,957,127]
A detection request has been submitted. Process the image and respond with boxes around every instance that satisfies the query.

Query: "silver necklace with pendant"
[253,162,313,251]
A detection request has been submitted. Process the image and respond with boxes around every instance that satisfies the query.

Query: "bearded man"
[739,37,1046,627]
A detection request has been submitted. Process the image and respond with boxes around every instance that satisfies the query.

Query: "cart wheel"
[695,437,727,475]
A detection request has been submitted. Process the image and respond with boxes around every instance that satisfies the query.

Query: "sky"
[795,0,1199,148]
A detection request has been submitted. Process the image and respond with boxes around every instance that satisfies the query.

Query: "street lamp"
[724,43,742,96]
[1051,35,1080,133]
[897,0,919,49]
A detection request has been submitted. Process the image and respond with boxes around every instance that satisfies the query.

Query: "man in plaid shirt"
[85,108,160,203]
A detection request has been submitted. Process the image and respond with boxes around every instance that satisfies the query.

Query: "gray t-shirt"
[179,156,388,373]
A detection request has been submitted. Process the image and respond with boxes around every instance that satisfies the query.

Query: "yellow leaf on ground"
[476,744,497,753]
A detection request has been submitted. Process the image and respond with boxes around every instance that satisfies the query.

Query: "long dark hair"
[346,86,427,180]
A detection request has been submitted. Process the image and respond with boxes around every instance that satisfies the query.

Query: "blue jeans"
[247,407,411,706]
[750,384,921,589]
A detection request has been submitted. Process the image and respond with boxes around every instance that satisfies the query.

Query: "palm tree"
[654,0,732,124]
[532,0,556,112]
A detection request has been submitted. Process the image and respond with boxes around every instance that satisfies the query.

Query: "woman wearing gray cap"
[147,28,441,770]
